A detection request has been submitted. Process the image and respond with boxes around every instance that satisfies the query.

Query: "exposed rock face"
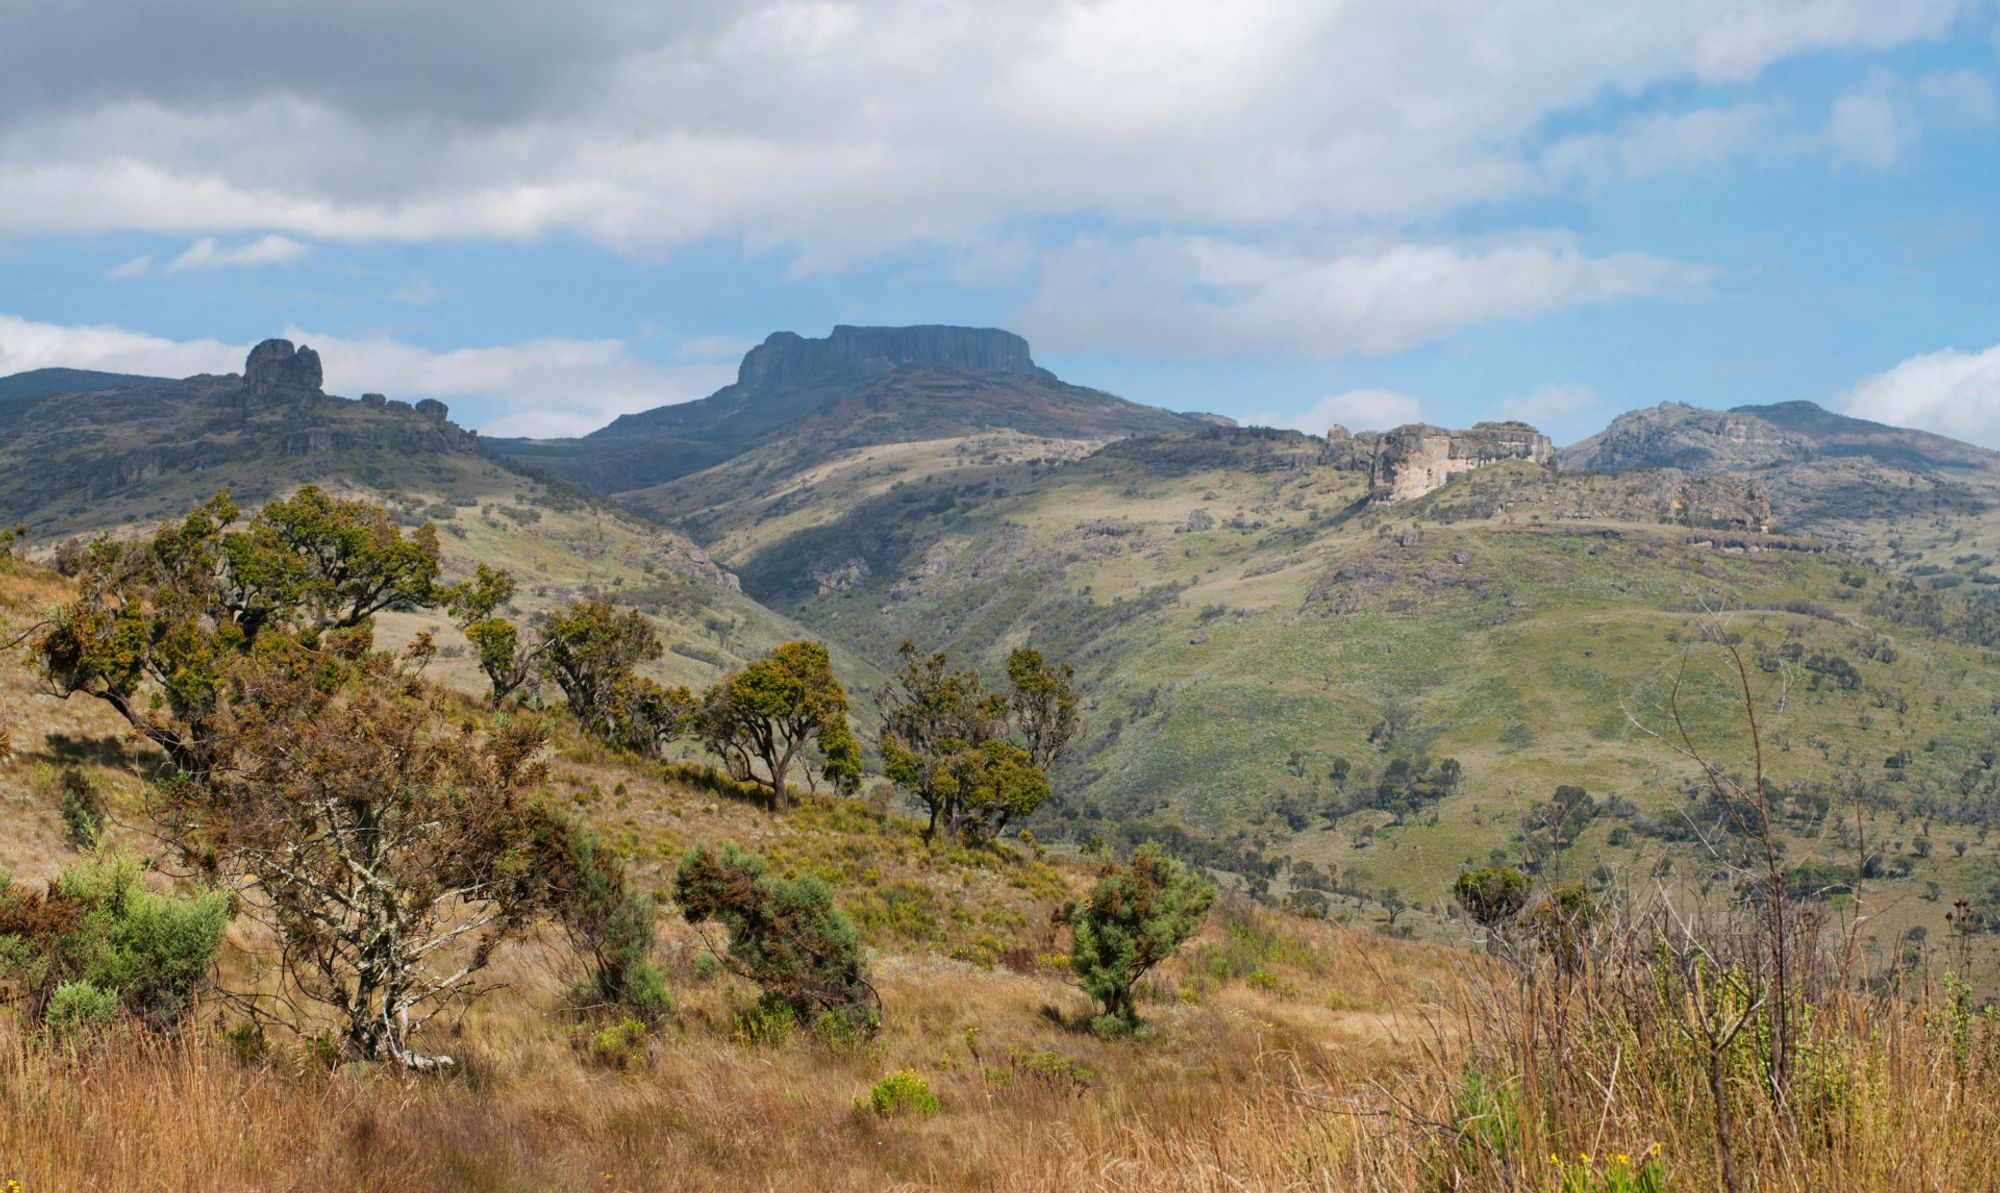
[1561,402,1804,473]
[1326,421,1554,503]
[737,324,1043,391]
[414,398,450,422]
[243,339,324,398]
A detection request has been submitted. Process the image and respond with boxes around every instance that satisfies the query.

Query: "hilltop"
[489,325,1221,495]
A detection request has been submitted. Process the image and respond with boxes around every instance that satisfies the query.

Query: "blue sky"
[3,1,1999,446]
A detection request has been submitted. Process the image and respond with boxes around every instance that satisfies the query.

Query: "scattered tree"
[696,641,860,810]
[443,563,541,707]
[877,641,1079,840]
[1453,866,1529,949]
[1068,844,1215,1032]
[541,814,671,1019]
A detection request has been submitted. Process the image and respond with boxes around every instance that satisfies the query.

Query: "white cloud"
[672,334,758,362]
[0,1,1968,261]
[1823,69,1921,167]
[1834,342,2000,449]
[165,233,310,272]
[1012,233,1711,359]
[104,253,153,280]
[1542,103,1787,186]
[1252,388,1424,435]
[1496,382,1602,441]
[0,313,731,438]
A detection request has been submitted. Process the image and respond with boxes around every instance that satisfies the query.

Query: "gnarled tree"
[536,598,691,754]
[161,662,562,1069]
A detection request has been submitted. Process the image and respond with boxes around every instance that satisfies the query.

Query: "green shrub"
[44,979,119,1042]
[578,1017,651,1069]
[1069,844,1216,1030]
[55,767,106,850]
[675,842,878,1034]
[732,996,797,1047]
[863,1070,940,1117]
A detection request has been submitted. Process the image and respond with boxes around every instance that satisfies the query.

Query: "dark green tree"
[442,563,541,707]
[1068,844,1215,1031]
[673,842,876,1033]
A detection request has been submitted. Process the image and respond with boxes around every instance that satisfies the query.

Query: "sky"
[2,1,1999,446]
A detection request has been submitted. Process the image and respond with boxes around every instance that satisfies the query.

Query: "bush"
[0,857,229,1031]
[675,843,879,1036]
[577,1017,651,1069]
[44,979,119,1042]
[1069,844,1216,1030]
[863,1070,940,1118]
[56,767,105,850]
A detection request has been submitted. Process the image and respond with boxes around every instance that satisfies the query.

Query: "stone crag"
[1326,421,1554,503]
[736,324,1046,391]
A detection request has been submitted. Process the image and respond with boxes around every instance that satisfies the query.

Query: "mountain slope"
[0,340,864,693]
[489,325,1219,494]
[0,367,174,402]
[1561,400,2000,590]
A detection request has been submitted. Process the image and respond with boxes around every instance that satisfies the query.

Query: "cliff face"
[1561,402,1803,474]
[736,325,1044,391]
[1326,421,1554,503]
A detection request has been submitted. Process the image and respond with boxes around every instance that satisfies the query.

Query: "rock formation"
[1326,421,1554,503]
[243,339,324,398]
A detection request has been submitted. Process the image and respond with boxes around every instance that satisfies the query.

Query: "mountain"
[1561,399,2000,590]
[0,339,864,693]
[0,366,174,402]
[488,324,1221,494]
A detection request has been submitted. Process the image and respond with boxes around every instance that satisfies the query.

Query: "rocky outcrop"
[243,339,324,398]
[1561,402,1804,474]
[1327,421,1554,503]
[737,325,1043,391]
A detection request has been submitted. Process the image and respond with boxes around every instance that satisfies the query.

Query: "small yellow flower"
[1616,1153,1630,1165]
[1580,1153,1591,1163]
[1549,1154,1560,1165]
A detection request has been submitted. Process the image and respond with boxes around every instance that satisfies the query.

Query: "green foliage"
[862,1070,940,1117]
[55,766,106,850]
[442,563,537,707]
[1069,844,1216,1029]
[44,979,119,1043]
[674,842,878,1034]
[576,1016,652,1069]
[537,598,689,754]
[1454,867,1530,934]
[877,640,1078,840]
[541,813,672,1020]
[695,641,860,810]
[35,487,441,778]
[0,856,229,1032]
[0,520,26,565]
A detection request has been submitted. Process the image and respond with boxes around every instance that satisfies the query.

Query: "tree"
[156,663,564,1069]
[442,563,540,707]
[35,488,441,780]
[673,842,877,1034]
[877,641,1079,840]
[1068,844,1215,1032]
[536,599,690,753]
[1453,867,1529,949]
[695,641,860,810]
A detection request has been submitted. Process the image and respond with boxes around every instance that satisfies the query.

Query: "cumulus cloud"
[0,314,730,438]
[0,0,1968,261]
[1542,103,1788,186]
[1012,234,1710,359]
[1252,388,1424,435]
[1834,343,2000,449]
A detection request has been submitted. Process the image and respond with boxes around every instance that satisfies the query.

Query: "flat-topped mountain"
[488,324,1220,493]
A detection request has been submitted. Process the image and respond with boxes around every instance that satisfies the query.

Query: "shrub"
[44,979,119,1042]
[675,843,879,1035]
[1453,867,1530,947]
[577,1017,651,1069]
[1069,844,1216,1030]
[56,767,106,850]
[863,1070,940,1118]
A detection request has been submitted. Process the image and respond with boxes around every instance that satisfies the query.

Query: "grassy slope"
[682,435,2000,955]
